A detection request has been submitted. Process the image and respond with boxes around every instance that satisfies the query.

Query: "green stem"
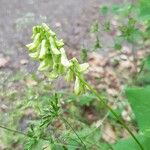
[61,117,87,150]
[76,74,144,150]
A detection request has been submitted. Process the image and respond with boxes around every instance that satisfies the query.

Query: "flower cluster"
[26,23,89,94]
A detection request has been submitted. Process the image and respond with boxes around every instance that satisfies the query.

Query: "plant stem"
[61,117,87,150]
[76,74,144,150]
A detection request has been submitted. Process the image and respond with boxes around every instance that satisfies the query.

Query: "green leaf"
[111,3,132,17]
[79,93,95,106]
[91,21,99,33]
[114,43,122,50]
[139,0,150,20]
[94,36,102,50]
[126,87,150,136]
[113,134,150,150]
[80,47,88,62]
[100,5,109,15]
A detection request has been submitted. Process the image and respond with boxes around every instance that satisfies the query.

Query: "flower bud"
[29,51,39,59]
[60,48,70,67]
[56,39,64,48]
[48,70,58,79]
[74,76,84,95]
[66,69,74,82]
[38,56,52,71]
[49,36,61,55]
[39,40,48,59]
[26,33,41,52]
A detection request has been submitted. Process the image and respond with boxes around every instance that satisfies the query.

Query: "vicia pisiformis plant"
[26,23,144,150]
[26,23,89,95]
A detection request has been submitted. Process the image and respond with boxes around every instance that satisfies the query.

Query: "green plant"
[25,23,144,149]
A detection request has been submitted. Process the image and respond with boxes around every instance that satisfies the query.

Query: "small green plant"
[26,23,144,149]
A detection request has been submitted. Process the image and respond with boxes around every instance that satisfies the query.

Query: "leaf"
[94,36,102,50]
[79,93,95,106]
[126,87,150,137]
[114,43,122,50]
[111,3,132,16]
[113,85,150,150]
[139,0,150,20]
[91,21,99,33]
[113,134,150,150]
[100,5,109,15]
[80,47,88,62]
